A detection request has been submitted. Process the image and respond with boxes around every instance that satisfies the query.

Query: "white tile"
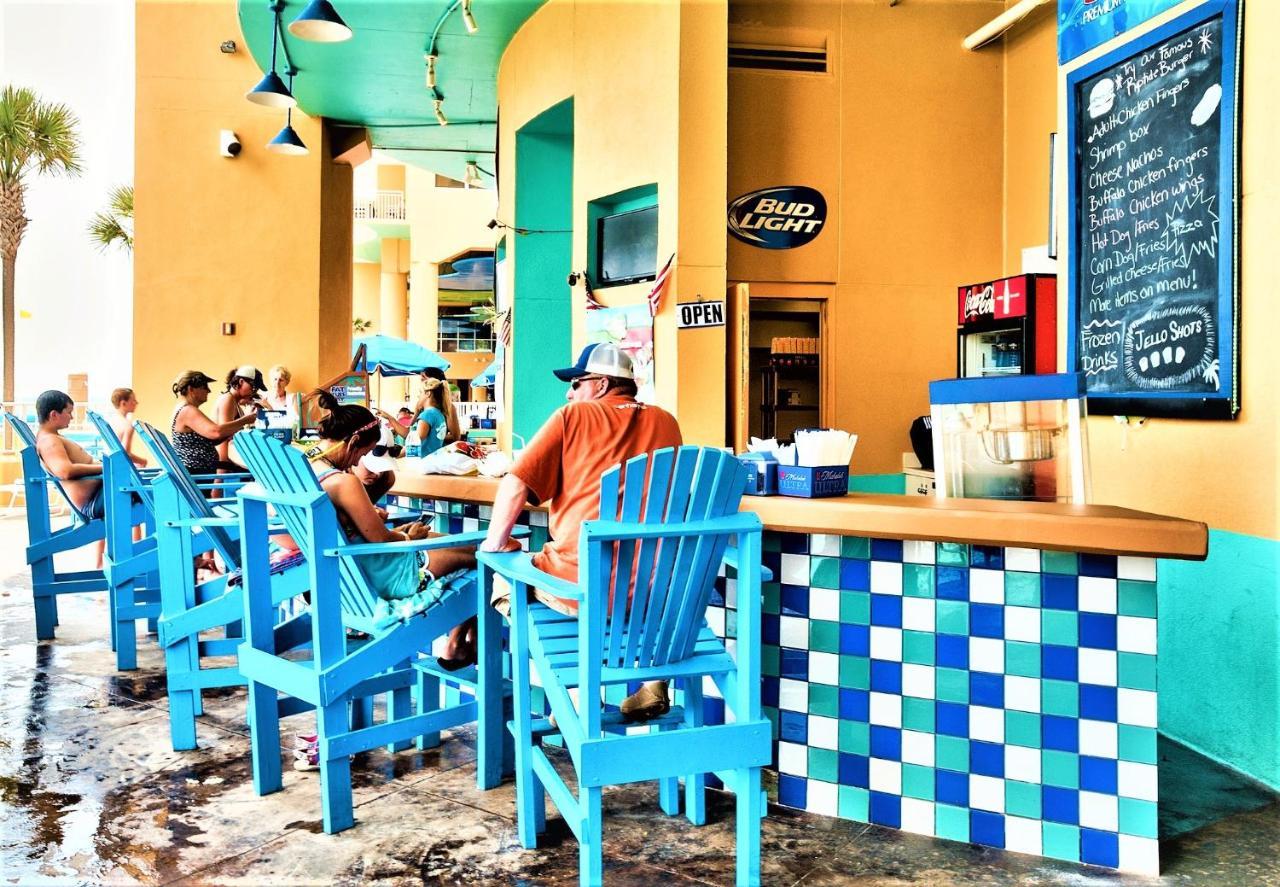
[529,510,548,527]
[902,597,935,632]
[705,607,726,637]
[478,505,493,520]
[1117,616,1158,655]
[901,729,935,766]
[780,615,809,650]
[1117,556,1157,581]
[1005,676,1041,713]
[462,517,480,532]
[1005,606,1041,643]
[780,553,811,585]
[870,626,903,662]
[1079,791,1120,831]
[777,741,807,776]
[969,706,1005,743]
[1118,761,1159,802]
[1004,815,1043,856]
[806,779,839,817]
[902,664,936,699]
[702,675,723,699]
[810,587,841,622]
[1079,576,1118,614]
[869,692,902,728]
[900,798,935,836]
[1118,688,1158,727]
[1005,745,1042,783]
[809,652,840,686]
[870,561,904,596]
[808,715,839,750]
[869,758,902,794]
[969,775,1005,812]
[970,569,1005,604]
[1005,547,1041,572]
[969,637,1004,674]
[1118,835,1161,876]
[1078,648,1118,686]
[1079,719,1119,758]
[902,540,936,565]
[810,534,841,557]
[723,578,738,609]
[779,678,808,713]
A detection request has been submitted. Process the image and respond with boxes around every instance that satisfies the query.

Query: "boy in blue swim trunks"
[35,390,107,520]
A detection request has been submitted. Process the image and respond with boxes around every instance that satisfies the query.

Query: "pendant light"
[267,72,308,155]
[246,2,296,108]
[288,0,353,43]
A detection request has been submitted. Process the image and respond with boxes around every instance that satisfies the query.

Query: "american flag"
[582,272,605,311]
[497,308,513,347]
[647,253,675,316]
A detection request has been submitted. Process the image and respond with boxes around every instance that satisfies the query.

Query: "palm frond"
[108,185,133,218]
[87,210,132,252]
[0,84,82,185]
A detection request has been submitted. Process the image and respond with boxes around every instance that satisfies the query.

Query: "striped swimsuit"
[171,405,220,474]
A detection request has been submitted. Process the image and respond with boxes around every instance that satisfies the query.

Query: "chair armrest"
[476,549,582,600]
[164,516,240,529]
[722,546,774,583]
[326,525,530,559]
[585,511,761,542]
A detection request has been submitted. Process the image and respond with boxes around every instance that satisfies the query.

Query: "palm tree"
[0,85,82,403]
[87,185,133,252]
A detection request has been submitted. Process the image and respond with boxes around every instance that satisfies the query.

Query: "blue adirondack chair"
[478,446,773,887]
[85,411,163,670]
[133,420,312,751]
[3,412,108,640]
[233,429,520,834]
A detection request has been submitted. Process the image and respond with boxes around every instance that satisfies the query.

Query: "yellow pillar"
[379,238,409,406]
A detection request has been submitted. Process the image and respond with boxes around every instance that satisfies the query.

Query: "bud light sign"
[727,186,827,250]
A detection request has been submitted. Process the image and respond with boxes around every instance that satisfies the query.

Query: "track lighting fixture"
[461,0,478,34]
[433,98,448,126]
[425,53,438,89]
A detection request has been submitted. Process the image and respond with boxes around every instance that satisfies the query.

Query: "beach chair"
[233,429,519,834]
[479,446,772,887]
[2,412,108,641]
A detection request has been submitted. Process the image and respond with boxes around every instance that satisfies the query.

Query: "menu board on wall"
[1067,0,1241,419]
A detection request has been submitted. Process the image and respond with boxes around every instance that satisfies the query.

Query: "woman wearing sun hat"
[170,369,258,475]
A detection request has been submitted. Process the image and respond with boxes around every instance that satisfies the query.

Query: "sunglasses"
[372,444,403,458]
[570,375,604,391]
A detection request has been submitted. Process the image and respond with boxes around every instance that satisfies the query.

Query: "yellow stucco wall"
[134,0,351,428]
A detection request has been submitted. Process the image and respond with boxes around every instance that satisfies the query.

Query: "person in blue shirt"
[408,377,449,457]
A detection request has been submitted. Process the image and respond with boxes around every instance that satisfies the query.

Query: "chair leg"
[682,680,707,826]
[247,679,283,795]
[477,598,504,789]
[318,700,355,834]
[417,667,441,750]
[115,579,137,671]
[580,785,603,887]
[657,726,680,816]
[31,559,57,640]
[388,660,413,752]
[734,767,762,887]
[509,607,544,846]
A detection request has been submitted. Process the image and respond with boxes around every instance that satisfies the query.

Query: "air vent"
[729,43,827,74]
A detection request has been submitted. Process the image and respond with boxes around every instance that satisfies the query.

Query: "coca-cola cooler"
[957,274,1057,378]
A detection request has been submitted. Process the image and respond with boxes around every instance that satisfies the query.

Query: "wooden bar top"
[390,471,1207,561]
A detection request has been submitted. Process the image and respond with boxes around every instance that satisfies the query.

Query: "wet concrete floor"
[1,515,1277,885]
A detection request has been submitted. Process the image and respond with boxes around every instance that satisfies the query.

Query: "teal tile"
[937,542,970,567]
[1042,749,1079,787]
[1006,641,1042,677]
[809,747,838,783]
[935,803,970,842]
[810,620,840,654]
[936,600,968,635]
[764,707,780,738]
[841,591,871,625]
[1118,580,1158,617]
[936,667,969,703]
[725,609,739,639]
[839,720,869,755]
[763,645,780,677]
[763,583,781,615]
[1119,652,1158,690]
[840,656,869,689]
[1042,610,1078,646]
[841,536,871,559]
[1006,711,1041,748]
[809,684,839,718]
[1042,822,1081,862]
[764,532,783,552]
[936,736,969,772]
[839,785,870,822]
[1041,679,1078,718]
[1119,725,1158,763]
[1119,798,1159,838]
[903,630,935,665]
[903,563,936,598]
[903,697,935,733]
[531,527,550,549]
[811,556,841,589]
[1006,780,1042,818]
[1042,550,1079,574]
[1005,571,1042,607]
[902,764,935,800]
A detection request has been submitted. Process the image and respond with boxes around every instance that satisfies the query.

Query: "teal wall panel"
[849,473,906,494]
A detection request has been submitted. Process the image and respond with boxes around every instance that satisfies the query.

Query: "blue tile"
[839,753,869,788]
[840,559,871,591]
[763,551,782,576]
[1042,715,1080,752]
[937,635,969,669]
[708,585,726,607]
[970,740,1005,777]
[1079,684,1118,721]
[937,702,969,737]
[970,545,1005,570]
[1080,756,1119,794]
[970,603,1005,638]
[869,791,902,828]
[840,624,870,656]
[937,567,970,601]
[1043,574,1079,610]
[871,660,903,694]
[781,534,809,554]
[871,594,903,627]
[1081,828,1120,867]
[762,615,781,646]
[870,726,902,761]
[840,688,870,722]
[1043,785,1080,824]
[970,810,1006,849]
[779,710,808,744]
[1042,645,1079,682]
[1080,613,1118,650]
[780,585,810,616]
[1079,554,1118,578]
[936,769,969,806]
[870,539,903,562]
[763,676,779,708]
[970,672,1005,709]
[780,648,809,681]
[778,774,808,809]
[703,696,726,726]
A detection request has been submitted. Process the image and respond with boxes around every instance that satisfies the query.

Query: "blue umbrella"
[472,355,502,387]
[353,335,450,377]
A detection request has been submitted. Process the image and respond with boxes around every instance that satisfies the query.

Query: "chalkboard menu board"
[1067,0,1241,419]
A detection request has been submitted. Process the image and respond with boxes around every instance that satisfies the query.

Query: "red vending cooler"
[956,273,1057,378]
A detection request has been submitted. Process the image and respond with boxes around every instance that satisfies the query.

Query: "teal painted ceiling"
[238,0,544,181]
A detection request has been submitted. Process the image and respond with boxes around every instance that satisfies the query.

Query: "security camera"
[219,129,242,158]
[567,271,580,287]
[486,218,499,230]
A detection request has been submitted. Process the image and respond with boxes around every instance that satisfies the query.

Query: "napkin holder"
[738,452,778,496]
[776,464,849,498]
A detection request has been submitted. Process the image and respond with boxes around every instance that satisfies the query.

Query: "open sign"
[676,300,726,329]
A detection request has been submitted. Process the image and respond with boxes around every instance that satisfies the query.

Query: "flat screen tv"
[597,205,658,287]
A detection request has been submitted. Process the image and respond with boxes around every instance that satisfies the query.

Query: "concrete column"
[379,238,409,407]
